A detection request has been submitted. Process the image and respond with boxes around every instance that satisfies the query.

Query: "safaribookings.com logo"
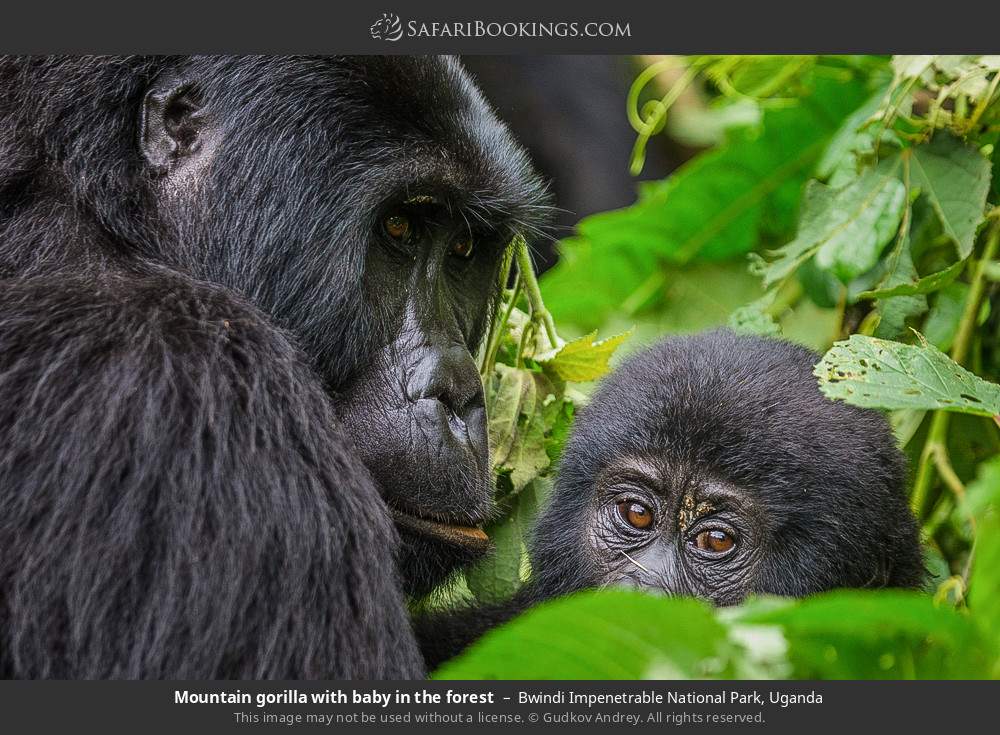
[370,13,404,41]
[369,13,631,41]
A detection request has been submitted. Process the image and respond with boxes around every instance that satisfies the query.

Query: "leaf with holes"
[814,334,1000,417]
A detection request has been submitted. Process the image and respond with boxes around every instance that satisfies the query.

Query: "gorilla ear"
[140,74,207,173]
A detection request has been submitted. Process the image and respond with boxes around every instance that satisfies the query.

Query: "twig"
[514,236,559,350]
[912,220,1000,518]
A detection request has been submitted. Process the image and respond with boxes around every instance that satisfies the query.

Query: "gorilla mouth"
[390,507,491,553]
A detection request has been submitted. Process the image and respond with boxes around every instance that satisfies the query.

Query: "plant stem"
[514,236,559,349]
[480,274,521,379]
[479,249,515,374]
[911,220,1000,518]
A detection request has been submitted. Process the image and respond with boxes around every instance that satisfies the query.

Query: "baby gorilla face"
[591,457,764,605]
[529,330,925,606]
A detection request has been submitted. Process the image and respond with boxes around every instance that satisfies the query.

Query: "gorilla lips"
[389,508,490,553]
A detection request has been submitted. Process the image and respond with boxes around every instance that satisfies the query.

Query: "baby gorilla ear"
[140,72,208,173]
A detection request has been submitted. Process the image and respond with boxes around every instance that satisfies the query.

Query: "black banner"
[0,0,998,54]
[0,680,995,733]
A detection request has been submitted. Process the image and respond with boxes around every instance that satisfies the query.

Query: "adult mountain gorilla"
[0,56,546,678]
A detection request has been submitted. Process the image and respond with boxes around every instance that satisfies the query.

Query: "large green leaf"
[432,590,736,680]
[541,73,869,330]
[582,75,868,264]
[735,591,994,678]
[540,237,660,332]
[909,133,992,259]
[433,587,993,680]
[754,157,905,286]
[815,334,1000,417]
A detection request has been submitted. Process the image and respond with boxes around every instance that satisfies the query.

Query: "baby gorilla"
[417,329,924,668]
[531,329,924,601]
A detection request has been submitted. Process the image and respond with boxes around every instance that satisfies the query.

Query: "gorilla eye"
[452,237,474,259]
[616,500,654,530]
[693,529,736,554]
[384,213,411,240]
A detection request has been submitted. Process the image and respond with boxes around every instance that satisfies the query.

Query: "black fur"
[0,56,546,679]
[417,330,924,669]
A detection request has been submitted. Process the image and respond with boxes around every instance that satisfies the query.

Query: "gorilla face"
[530,330,925,605]
[137,56,548,593]
[587,456,765,605]
[336,198,512,592]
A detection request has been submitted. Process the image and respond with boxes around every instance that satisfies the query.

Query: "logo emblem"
[370,13,403,41]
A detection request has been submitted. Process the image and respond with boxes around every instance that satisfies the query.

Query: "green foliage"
[434,591,739,680]
[462,238,630,604]
[433,588,997,680]
[541,62,872,332]
[752,157,906,285]
[967,458,1000,659]
[816,334,1000,417]
[426,55,1000,680]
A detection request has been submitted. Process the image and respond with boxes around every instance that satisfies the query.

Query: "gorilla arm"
[0,269,423,679]
[411,588,537,672]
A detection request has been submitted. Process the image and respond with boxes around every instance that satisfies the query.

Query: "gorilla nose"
[407,344,485,423]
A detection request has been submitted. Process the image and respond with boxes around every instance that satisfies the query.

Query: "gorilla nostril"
[436,382,484,423]
[407,345,484,423]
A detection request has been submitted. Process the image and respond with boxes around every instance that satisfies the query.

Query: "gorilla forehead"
[188,56,542,217]
[564,330,904,505]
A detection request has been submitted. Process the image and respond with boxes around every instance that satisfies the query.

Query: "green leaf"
[815,84,889,179]
[728,291,781,337]
[859,258,965,299]
[966,458,1000,655]
[486,365,553,492]
[586,88,849,263]
[542,73,869,330]
[923,282,970,351]
[909,133,992,259]
[539,237,659,333]
[735,591,994,678]
[814,159,906,281]
[432,590,735,680]
[537,329,632,382]
[486,364,527,463]
[872,232,928,339]
[464,510,525,605]
[504,409,550,492]
[754,158,905,286]
[815,334,1000,417]
[542,399,575,462]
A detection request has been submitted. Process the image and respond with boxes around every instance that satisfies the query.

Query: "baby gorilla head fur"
[531,329,925,604]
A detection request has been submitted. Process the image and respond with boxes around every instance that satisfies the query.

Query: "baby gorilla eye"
[693,529,736,554]
[616,500,654,530]
[451,237,474,259]
[383,212,411,240]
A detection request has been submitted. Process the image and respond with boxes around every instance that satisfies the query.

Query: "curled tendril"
[626,58,700,176]
[626,56,816,176]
